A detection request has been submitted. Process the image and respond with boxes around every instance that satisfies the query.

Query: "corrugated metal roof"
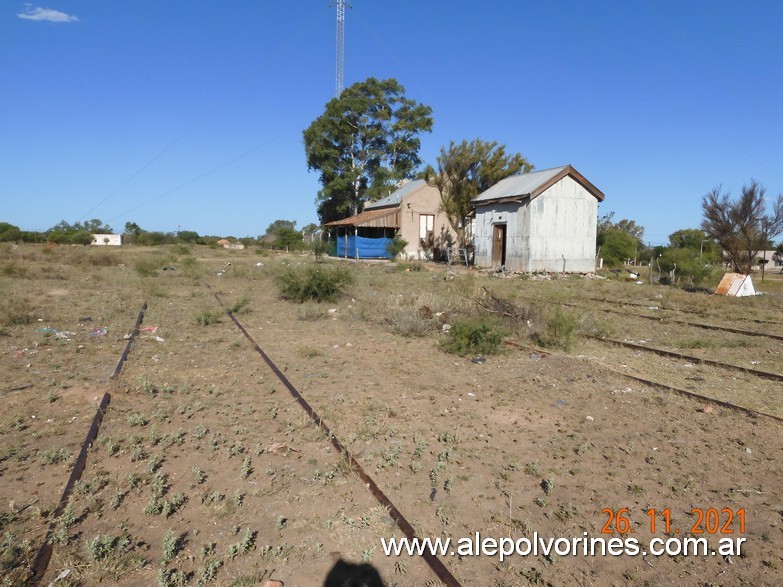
[365,179,427,210]
[323,207,399,228]
[471,164,605,204]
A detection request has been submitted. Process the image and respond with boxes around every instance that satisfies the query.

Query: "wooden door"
[492,224,506,268]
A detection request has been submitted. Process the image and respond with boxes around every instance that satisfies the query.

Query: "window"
[419,214,434,241]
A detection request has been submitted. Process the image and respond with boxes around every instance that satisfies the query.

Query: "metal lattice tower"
[335,0,345,97]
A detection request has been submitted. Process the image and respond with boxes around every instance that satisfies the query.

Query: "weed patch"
[276,265,353,303]
[440,315,507,356]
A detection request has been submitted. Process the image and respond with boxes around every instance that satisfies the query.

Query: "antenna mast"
[335,0,345,97]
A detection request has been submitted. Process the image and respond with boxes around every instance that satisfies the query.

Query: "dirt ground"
[2,244,783,586]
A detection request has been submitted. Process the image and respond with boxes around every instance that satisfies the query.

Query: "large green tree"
[303,78,433,223]
[701,181,783,273]
[424,139,532,246]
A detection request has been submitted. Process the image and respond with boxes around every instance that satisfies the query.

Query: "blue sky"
[2,1,781,244]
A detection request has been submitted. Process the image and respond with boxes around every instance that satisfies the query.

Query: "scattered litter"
[90,327,108,336]
[701,405,714,414]
[750,360,760,365]
[471,356,486,364]
[467,392,475,397]
[267,442,300,455]
[629,272,639,279]
[745,448,752,454]
[635,281,644,285]
[529,353,542,360]
[255,262,264,267]
[37,318,43,322]
[153,336,165,343]
[647,306,659,310]
[442,324,451,332]
[429,488,437,502]
[585,415,595,421]
[556,400,565,408]
[79,317,92,323]
[38,327,74,340]
[162,265,175,271]
[345,343,352,348]
[48,568,71,586]
[141,326,160,333]
[123,333,132,340]
[327,308,338,314]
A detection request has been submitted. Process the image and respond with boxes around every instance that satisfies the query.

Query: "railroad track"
[207,285,461,587]
[31,301,148,584]
[29,293,461,587]
[504,340,783,424]
[583,296,783,329]
[565,302,783,343]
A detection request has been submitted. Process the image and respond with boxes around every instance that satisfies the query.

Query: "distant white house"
[471,165,604,273]
[91,234,123,246]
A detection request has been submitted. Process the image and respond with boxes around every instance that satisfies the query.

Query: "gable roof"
[471,164,605,205]
[364,179,428,210]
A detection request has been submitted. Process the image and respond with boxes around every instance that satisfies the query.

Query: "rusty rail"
[565,302,783,342]
[30,300,147,584]
[209,286,461,587]
[594,336,783,382]
[504,340,783,424]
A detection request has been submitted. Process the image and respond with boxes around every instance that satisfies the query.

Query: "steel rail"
[503,340,783,424]
[565,302,783,342]
[30,300,147,584]
[583,296,783,328]
[594,336,783,382]
[208,287,461,587]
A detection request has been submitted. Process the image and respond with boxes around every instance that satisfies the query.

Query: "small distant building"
[471,165,604,273]
[216,238,245,250]
[91,234,123,246]
[324,179,457,259]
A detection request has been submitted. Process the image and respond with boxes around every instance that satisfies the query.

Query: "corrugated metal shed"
[323,207,399,228]
[471,165,605,205]
[365,179,427,210]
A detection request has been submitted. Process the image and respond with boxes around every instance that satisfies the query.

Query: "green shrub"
[196,310,222,326]
[386,236,408,259]
[441,315,506,356]
[533,307,580,351]
[276,265,353,303]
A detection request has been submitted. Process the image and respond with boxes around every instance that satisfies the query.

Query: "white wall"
[91,234,122,246]
[473,176,598,272]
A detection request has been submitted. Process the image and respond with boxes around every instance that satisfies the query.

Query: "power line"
[105,131,291,225]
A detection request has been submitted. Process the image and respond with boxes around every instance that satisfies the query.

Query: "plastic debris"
[441,324,451,332]
[153,336,165,343]
[90,327,108,336]
[38,327,74,340]
[585,415,595,421]
[141,326,160,333]
[750,360,760,365]
[162,265,175,271]
[471,356,486,364]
